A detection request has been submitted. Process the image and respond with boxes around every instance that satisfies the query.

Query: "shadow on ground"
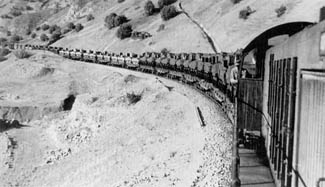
[0,119,30,133]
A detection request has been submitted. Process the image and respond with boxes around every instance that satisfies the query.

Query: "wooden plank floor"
[239,147,276,187]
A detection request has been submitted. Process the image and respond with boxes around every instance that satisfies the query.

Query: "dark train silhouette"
[12,14,325,187]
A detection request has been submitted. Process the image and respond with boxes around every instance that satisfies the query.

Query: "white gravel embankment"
[0,52,232,187]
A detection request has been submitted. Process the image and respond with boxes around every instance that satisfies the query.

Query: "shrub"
[31,33,37,38]
[10,9,22,17]
[49,25,60,34]
[67,22,75,30]
[42,24,50,31]
[0,38,7,47]
[126,92,142,104]
[230,0,242,4]
[40,33,49,41]
[114,15,128,27]
[104,13,117,29]
[158,0,175,9]
[1,14,12,19]
[239,6,254,20]
[161,48,169,56]
[62,28,71,34]
[75,23,83,32]
[75,23,84,32]
[50,30,62,42]
[161,5,178,21]
[36,26,41,31]
[117,0,125,3]
[14,49,32,59]
[157,24,165,32]
[6,31,11,36]
[0,48,11,56]
[104,13,128,29]
[275,5,287,17]
[86,14,94,21]
[0,56,7,62]
[116,24,133,39]
[10,35,23,43]
[144,1,155,16]
[26,5,33,10]
[26,29,32,35]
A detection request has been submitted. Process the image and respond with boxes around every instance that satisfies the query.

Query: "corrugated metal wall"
[296,71,325,187]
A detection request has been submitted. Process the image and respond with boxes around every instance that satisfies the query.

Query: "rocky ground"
[0,51,232,187]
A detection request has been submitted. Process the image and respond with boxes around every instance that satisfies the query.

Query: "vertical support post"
[232,98,241,187]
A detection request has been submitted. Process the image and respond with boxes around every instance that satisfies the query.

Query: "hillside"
[1,0,324,53]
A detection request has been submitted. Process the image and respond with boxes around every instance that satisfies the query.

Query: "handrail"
[317,177,325,187]
[292,168,308,187]
[237,98,272,129]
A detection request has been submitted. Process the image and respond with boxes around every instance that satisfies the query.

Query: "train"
[11,13,325,187]
[14,43,239,115]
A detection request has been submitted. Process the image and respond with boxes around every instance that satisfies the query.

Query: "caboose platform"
[239,146,276,187]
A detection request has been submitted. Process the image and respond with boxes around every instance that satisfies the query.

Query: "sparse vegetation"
[40,33,49,41]
[158,0,176,9]
[67,22,75,30]
[6,31,11,36]
[1,14,12,19]
[144,1,155,16]
[49,25,61,34]
[275,5,287,17]
[105,13,117,29]
[75,23,84,32]
[126,92,142,104]
[231,0,242,4]
[31,33,37,38]
[116,24,133,39]
[0,56,7,62]
[42,24,50,31]
[26,29,32,35]
[63,28,71,34]
[50,30,62,43]
[10,9,22,17]
[239,6,254,20]
[13,13,43,36]
[26,6,33,11]
[104,13,128,29]
[131,31,152,40]
[10,35,23,43]
[161,48,169,56]
[0,38,8,47]
[86,14,94,21]
[13,49,32,59]
[157,24,165,32]
[161,5,178,21]
[0,47,11,56]
[114,15,128,27]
